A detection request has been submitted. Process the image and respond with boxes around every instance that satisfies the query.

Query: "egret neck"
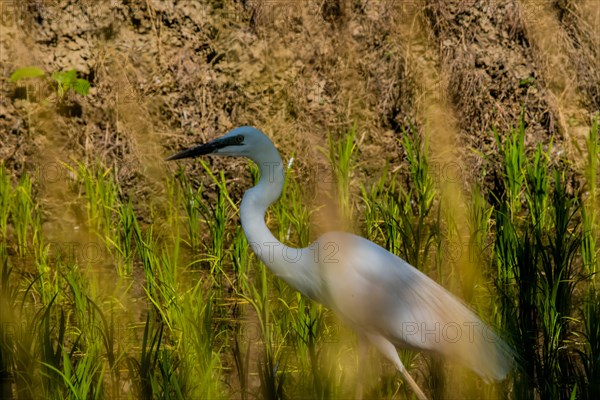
[240,144,321,301]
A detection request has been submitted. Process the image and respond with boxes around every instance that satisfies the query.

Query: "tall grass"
[359,125,440,397]
[0,165,10,242]
[0,160,229,399]
[1,118,599,398]
[75,162,119,237]
[493,118,600,399]
[582,117,598,276]
[360,125,437,270]
[327,123,357,222]
[578,117,600,400]
[11,174,40,258]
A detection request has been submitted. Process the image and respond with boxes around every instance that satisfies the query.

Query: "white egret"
[167,126,513,400]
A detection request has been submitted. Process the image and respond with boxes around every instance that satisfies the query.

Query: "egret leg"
[355,335,369,400]
[365,333,427,400]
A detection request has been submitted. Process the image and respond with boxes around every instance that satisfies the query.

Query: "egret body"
[167,126,512,400]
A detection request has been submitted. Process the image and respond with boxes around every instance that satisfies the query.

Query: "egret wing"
[318,232,512,381]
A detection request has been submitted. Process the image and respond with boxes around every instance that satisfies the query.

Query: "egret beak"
[166,136,239,161]
[165,142,218,161]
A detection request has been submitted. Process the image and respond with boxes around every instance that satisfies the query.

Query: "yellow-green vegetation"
[0,118,599,399]
[10,67,91,101]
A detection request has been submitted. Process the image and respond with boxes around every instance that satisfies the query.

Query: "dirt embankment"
[423,0,597,196]
[426,1,556,151]
[0,0,598,214]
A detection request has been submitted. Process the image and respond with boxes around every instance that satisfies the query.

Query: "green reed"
[493,118,596,399]
[1,117,599,399]
[11,174,39,258]
[327,123,357,222]
[359,125,440,397]
[0,165,10,242]
[74,162,118,236]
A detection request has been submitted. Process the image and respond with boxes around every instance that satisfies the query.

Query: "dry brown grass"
[3,0,597,205]
[554,0,600,111]
[521,1,589,167]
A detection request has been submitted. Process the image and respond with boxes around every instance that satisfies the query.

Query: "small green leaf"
[10,66,46,82]
[56,83,66,98]
[73,78,90,96]
[50,70,90,97]
[51,70,77,85]
[519,76,535,87]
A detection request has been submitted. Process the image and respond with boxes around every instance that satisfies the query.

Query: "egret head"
[166,126,273,161]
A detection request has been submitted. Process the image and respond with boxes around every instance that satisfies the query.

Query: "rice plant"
[69,162,135,276]
[0,165,10,242]
[326,123,358,222]
[1,117,599,398]
[582,117,599,276]
[197,160,235,279]
[0,242,16,399]
[493,117,594,399]
[579,288,600,400]
[74,162,119,236]
[578,118,600,400]
[114,199,137,276]
[359,125,440,396]
[361,125,438,270]
[175,169,203,253]
[467,184,494,269]
[10,174,38,258]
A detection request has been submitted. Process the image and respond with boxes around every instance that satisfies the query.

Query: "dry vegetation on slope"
[1,1,597,192]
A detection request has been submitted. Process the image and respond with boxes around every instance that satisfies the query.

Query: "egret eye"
[235,135,244,144]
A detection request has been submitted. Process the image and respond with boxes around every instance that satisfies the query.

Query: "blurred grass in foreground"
[0,116,598,399]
